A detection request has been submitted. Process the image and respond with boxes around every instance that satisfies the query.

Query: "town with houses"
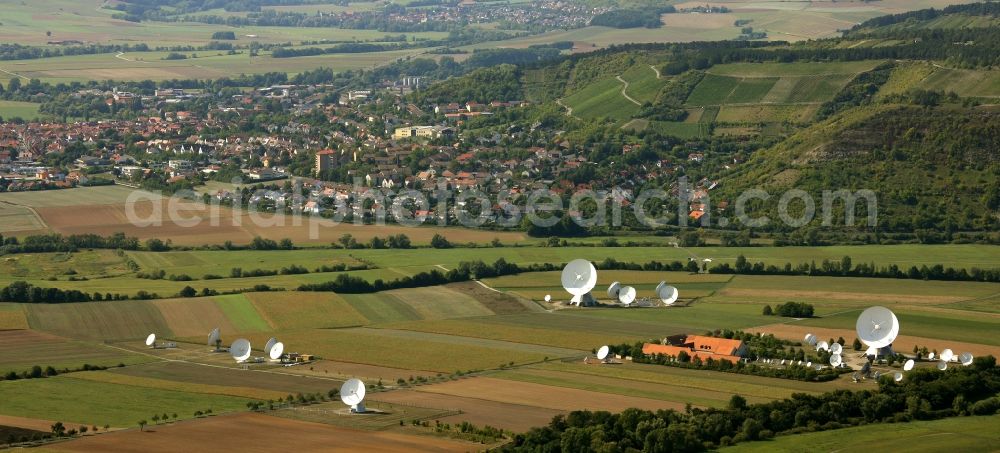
[0,75,723,225]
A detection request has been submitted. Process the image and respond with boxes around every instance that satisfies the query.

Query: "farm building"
[642,334,746,363]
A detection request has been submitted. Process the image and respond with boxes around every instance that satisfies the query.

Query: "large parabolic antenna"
[903,359,915,371]
[894,372,904,382]
[804,334,818,346]
[817,341,829,352]
[937,361,948,371]
[207,328,221,347]
[268,342,284,361]
[618,286,637,305]
[657,284,679,306]
[230,338,252,363]
[145,333,156,347]
[855,306,899,349]
[830,343,843,355]
[960,352,974,366]
[830,354,842,367]
[264,338,278,356]
[607,281,622,299]
[340,379,367,413]
[940,349,954,362]
[561,259,597,306]
[597,345,610,361]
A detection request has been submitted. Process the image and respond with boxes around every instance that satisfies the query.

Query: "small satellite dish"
[894,371,904,382]
[607,281,621,298]
[797,360,802,366]
[264,338,278,356]
[940,349,954,362]
[618,286,636,305]
[780,359,786,365]
[855,306,899,349]
[657,284,679,306]
[207,328,221,347]
[561,259,597,305]
[230,338,251,363]
[960,352,974,366]
[806,361,812,368]
[817,341,829,352]
[928,352,935,360]
[830,343,843,355]
[830,354,842,367]
[268,342,284,360]
[937,361,948,371]
[145,333,156,347]
[655,281,666,295]
[597,345,610,361]
[544,294,551,302]
[903,359,915,371]
[340,379,367,413]
[804,334,818,346]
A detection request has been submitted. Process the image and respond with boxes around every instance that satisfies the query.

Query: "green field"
[0,100,41,120]
[0,375,254,426]
[724,414,1000,452]
[562,77,639,121]
[620,65,666,104]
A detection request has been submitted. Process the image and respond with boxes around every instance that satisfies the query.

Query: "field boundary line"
[0,67,29,80]
[0,200,49,230]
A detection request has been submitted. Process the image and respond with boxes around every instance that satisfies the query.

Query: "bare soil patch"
[374,389,561,432]
[415,376,676,413]
[47,412,474,452]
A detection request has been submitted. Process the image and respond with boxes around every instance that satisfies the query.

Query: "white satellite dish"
[544,294,551,302]
[561,259,597,306]
[207,328,221,347]
[145,333,156,347]
[797,360,802,366]
[268,342,284,360]
[937,361,948,371]
[830,354,842,367]
[230,338,251,363]
[657,284,679,306]
[607,281,621,298]
[806,361,812,368]
[894,372,904,382]
[940,349,954,362]
[618,286,636,305]
[655,281,666,295]
[960,352,974,366]
[830,343,843,355]
[780,359,786,365]
[855,306,899,349]
[264,338,278,356]
[817,341,829,352]
[903,359,915,371]
[340,379,367,413]
[928,352,935,360]
[804,334,818,346]
[597,345,610,361]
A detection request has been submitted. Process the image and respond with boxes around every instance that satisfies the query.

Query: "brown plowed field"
[414,377,681,413]
[373,389,562,432]
[47,412,477,452]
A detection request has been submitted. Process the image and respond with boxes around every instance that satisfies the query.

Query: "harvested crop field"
[374,388,562,432]
[108,361,343,396]
[415,376,679,413]
[46,412,475,452]
[0,330,146,374]
[32,200,523,246]
[750,323,1000,358]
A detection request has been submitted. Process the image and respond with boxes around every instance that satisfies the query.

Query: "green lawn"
[563,77,640,121]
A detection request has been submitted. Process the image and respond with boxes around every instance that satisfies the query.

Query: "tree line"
[298,258,559,293]
[502,356,1000,452]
